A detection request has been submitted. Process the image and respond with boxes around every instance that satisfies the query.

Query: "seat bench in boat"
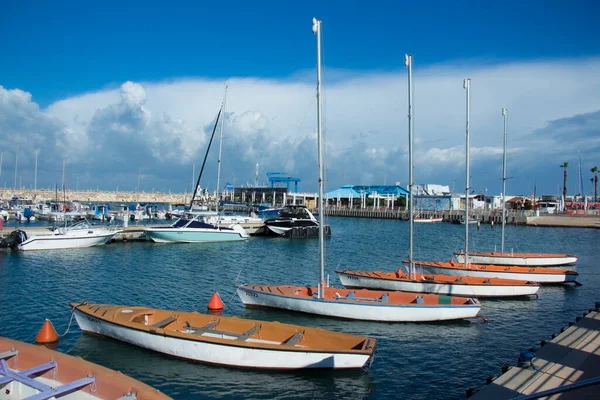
[184,321,304,345]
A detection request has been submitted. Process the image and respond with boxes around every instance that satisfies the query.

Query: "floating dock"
[468,302,600,399]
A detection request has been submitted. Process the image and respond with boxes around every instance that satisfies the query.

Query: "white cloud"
[0,57,599,194]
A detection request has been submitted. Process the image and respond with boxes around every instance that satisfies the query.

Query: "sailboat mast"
[501,108,507,254]
[189,104,224,210]
[313,17,325,299]
[216,85,228,211]
[463,78,471,270]
[405,54,414,280]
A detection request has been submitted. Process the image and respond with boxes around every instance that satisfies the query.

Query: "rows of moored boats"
[0,17,583,399]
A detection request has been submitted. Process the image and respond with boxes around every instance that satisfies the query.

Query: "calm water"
[1,217,599,399]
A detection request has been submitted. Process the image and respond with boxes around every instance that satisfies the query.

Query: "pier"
[468,302,600,399]
[320,209,600,229]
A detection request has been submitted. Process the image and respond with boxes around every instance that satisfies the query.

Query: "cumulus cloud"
[1,57,599,195]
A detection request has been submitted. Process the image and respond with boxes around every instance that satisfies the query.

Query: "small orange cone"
[35,319,59,344]
[207,292,224,312]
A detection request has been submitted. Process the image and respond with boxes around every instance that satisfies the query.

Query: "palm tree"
[592,166,599,203]
[560,162,569,201]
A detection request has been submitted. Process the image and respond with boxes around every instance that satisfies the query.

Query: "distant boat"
[454,109,578,267]
[0,219,120,251]
[336,61,539,299]
[0,335,170,399]
[413,216,443,223]
[144,90,248,244]
[263,205,319,236]
[453,251,578,267]
[71,302,376,370]
[144,215,248,243]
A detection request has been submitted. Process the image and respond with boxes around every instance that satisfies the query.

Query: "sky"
[1,0,599,197]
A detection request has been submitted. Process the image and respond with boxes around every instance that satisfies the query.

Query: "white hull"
[266,225,292,236]
[73,310,370,369]
[455,253,578,267]
[420,265,577,284]
[19,231,118,251]
[337,272,539,298]
[414,217,443,223]
[144,225,248,243]
[237,286,480,322]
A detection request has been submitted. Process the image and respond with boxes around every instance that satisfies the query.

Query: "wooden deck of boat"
[470,307,600,399]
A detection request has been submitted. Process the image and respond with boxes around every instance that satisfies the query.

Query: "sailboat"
[144,93,248,243]
[409,83,579,285]
[336,59,540,298]
[202,85,264,233]
[236,18,481,322]
[453,108,578,267]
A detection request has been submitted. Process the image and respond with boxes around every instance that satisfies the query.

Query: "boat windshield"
[281,207,311,219]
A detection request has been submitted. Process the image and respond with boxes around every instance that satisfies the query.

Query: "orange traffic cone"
[207,292,224,312]
[35,319,59,343]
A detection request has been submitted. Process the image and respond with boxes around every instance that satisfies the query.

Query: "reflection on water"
[70,334,374,400]
[1,217,599,399]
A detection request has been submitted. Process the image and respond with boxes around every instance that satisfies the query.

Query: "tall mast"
[463,78,471,269]
[0,151,3,181]
[405,54,414,280]
[34,150,39,197]
[189,103,224,210]
[313,17,325,299]
[501,108,507,254]
[216,84,228,211]
[14,145,19,188]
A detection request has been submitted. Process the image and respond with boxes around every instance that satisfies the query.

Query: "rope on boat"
[59,300,87,338]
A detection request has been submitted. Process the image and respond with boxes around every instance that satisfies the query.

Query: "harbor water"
[0,217,598,399]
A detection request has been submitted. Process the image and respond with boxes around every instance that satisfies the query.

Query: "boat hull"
[19,231,117,251]
[144,227,248,243]
[237,286,480,322]
[72,309,371,369]
[414,218,443,223]
[455,253,578,267]
[419,265,577,284]
[337,272,540,298]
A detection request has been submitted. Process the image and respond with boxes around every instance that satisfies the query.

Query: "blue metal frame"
[0,353,95,400]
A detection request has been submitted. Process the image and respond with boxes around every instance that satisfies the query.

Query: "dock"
[468,302,600,399]
[319,209,600,229]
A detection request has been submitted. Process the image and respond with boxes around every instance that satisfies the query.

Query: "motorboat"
[143,215,248,243]
[0,220,120,251]
[263,205,318,236]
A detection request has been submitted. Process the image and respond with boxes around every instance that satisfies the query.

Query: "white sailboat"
[453,108,577,267]
[237,19,481,322]
[337,59,539,298]
[144,91,248,244]
[410,82,579,285]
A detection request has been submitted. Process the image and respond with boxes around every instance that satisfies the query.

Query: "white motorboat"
[263,205,319,236]
[144,215,248,243]
[71,302,376,370]
[0,220,120,251]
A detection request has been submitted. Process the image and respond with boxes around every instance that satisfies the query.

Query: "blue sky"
[1,1,599,196]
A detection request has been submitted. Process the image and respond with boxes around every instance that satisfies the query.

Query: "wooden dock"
[468,303,600,399]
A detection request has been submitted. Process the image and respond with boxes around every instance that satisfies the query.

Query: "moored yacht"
[264,205,318,236]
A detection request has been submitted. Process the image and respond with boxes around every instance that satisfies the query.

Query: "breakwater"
[1,188,190,205]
